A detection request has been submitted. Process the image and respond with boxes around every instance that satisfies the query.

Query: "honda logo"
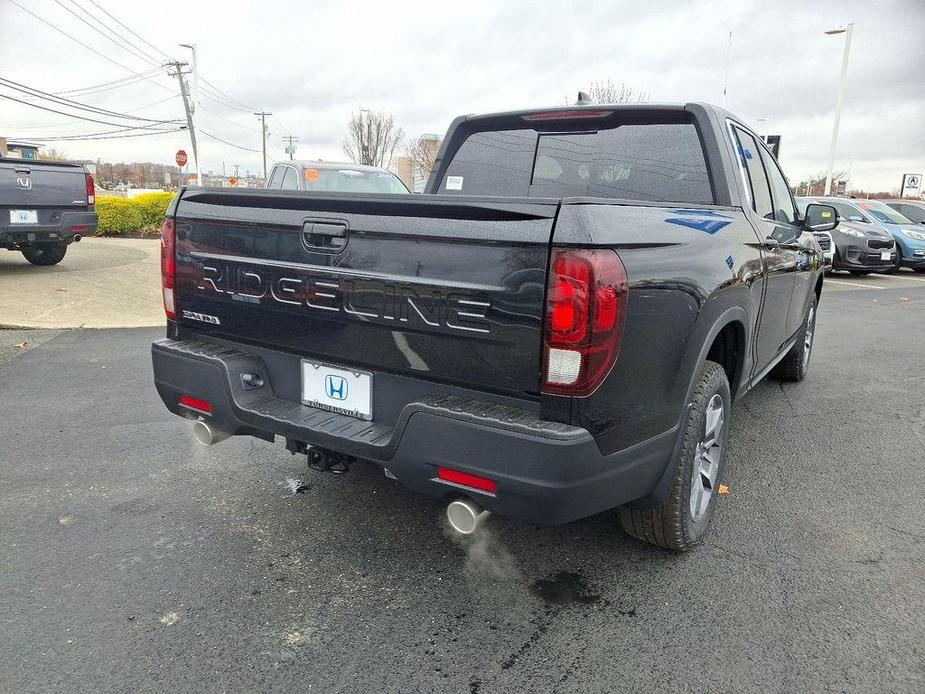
[324,374,348,401]
[16,177,32,190]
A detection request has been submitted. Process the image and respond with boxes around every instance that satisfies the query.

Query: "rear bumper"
[151,338,675,525]
[1,210,98,248]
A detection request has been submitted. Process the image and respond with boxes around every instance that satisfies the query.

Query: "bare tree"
[563,79,648,105]
[343,109,405,168]
[795,170,848,197]
[403,134,440,181]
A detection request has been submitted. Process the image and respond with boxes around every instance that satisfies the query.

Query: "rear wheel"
[771,296,816,382]
[620,360,730,551]
[21,242,68,266]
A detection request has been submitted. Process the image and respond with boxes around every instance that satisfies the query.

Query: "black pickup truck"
[151,103,838,551]
[0,157,98,264]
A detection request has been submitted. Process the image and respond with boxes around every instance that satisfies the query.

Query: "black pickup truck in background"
[151,102,838,551]
[0,158,97,265]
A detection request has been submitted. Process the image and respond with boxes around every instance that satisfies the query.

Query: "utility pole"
[179,44,201,185]
[823,23,854,196]
[167,60,200,186]
[283,135,299,160]
[254,111,272,179]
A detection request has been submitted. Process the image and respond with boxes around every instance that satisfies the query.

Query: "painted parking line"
[871,273,925,283]
[825,279,886,289]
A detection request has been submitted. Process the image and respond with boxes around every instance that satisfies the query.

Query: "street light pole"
[823,23,854,197]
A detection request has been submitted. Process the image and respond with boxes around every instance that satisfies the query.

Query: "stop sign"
[175,149,188,167]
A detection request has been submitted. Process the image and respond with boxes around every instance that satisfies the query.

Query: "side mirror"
[803,203,839,232]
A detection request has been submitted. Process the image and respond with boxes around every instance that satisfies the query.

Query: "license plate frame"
[301,359,373,421]
[10,209,38,224]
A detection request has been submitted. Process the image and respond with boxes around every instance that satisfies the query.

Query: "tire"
[619,360,731,552]
[915,267,925,274]
[21,242,68,266]
[771,296,817,382]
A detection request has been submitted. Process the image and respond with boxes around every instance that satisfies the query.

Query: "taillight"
[85,173,95,205]
[160,219,176,320]
[542,248,628,396]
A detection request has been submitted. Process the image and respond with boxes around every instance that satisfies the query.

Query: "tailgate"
[172,189,557,396]
[0,162,87,209]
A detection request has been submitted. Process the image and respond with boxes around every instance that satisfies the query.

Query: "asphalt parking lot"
[1,250,924,693]
[0,238,163,329]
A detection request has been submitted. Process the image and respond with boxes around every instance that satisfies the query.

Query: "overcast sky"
[1,0,923,191]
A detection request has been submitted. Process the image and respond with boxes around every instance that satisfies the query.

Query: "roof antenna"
[575,91,593,106]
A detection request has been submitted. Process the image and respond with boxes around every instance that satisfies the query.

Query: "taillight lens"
[85,173,95,205]
[542,248,627,396]
[160,219,176,320]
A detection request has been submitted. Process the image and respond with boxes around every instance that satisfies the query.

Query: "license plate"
[10,210,37,224]
[881,250,891,261]
[301,360,372,420]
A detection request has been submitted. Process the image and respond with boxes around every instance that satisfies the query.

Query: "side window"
[833,202,866,222]
[758,146,797,224]
[266,167,284,189]
[281,167,299,190]
[732,127,773,220]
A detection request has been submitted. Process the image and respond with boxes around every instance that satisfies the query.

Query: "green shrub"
[95,197,145,236]
[131,191,175,226]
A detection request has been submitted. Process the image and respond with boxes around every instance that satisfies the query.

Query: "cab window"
[266,166,284,189]
[758,146,797,225]
[281,167,300,190]
[731,126,773,219]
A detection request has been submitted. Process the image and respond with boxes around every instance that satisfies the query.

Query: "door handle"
[301,220,348,253]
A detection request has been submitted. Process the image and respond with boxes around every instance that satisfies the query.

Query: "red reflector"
[179,395,211,413]
[524,110,607,121]
[437,467,496,494]
[71,225,88,233]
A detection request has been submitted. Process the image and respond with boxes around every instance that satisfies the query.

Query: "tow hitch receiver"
[286,439,354,474]
[307,446,352,474]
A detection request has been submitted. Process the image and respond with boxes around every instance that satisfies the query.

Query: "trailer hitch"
[286,439,354,474]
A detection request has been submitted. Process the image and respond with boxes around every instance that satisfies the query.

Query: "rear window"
[438,120,712,204]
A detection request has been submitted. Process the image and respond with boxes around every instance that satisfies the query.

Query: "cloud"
[1,0,922,190]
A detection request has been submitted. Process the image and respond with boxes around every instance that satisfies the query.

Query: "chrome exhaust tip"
[446,498,490,535]
[192,419,229,446]
[72,233,82,242]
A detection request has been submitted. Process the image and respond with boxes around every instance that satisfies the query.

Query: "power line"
[199,103,256,131]
[200,129,261,153]
[199,76,256,111]
[56,69,162,96]
[200,87,254,113]
[12,128,185,142]
[0,76,179,123]
[0,92,180,130]
[85,0,175,63]
[51,0,160,68]
[10,94,181,132]
[7,0,174,94]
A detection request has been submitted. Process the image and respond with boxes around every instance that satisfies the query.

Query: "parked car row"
[796,197,925,274]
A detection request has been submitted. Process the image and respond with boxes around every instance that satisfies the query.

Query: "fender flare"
[631,305,749,508]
